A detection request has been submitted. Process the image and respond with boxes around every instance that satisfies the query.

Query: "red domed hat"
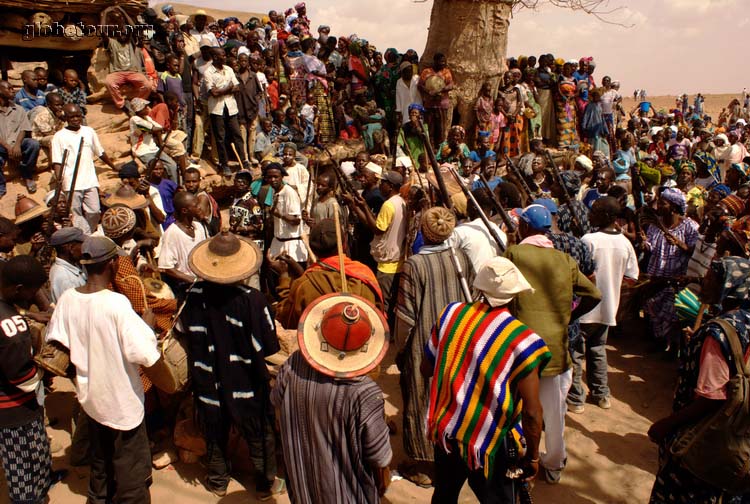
[298,293,388,378]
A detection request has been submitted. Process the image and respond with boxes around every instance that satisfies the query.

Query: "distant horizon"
[153,0,748,96]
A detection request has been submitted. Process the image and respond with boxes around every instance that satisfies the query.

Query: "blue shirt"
[14,88,45,111]
[468,149,496,163]
[471,176,503,192]
[152,178,178,229]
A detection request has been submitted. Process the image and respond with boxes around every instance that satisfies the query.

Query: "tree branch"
[512,0,634,27]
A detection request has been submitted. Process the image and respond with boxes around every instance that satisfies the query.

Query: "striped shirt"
[426,302,551,476]
[271,351,392,504]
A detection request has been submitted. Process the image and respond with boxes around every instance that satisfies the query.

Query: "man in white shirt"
[266,163,308,265]
[449,188,507,272]
[51,104,117,234]
[395,62,422,126]
[48,227,86,303]
[570,197,638,412]
[189,11,219,48]
[46,236,161,502]
[281,143,310,208]
[205,48,248,176]
[158,191,207,295]
[191,40,216,162]
[126,98,180,182]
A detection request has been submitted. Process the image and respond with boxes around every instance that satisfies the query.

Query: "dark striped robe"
[271,351,392,504]
[395,245,475,462]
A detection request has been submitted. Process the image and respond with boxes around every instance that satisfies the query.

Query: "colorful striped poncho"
[425,302,551,477]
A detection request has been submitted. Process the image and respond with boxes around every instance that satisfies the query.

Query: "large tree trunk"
[422,0,512,144]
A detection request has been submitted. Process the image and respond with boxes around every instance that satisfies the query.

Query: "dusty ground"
[0,59,734,504]
[0,320,676,504]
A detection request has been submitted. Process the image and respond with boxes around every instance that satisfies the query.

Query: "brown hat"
[15,195,51,225]
[188,231,262,284]
[297,293,389,378]
[104,184,148,210]
[102,206,137,239]
[421,206,455,244]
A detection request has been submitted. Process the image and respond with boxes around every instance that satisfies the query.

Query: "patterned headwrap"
[559,171,581,195]
[710,257,750,307]
[477,130,491,139]
[408,103,425,114]
[660,187,687,214]
[384,48,399,61]
[678,160,696,174]
[693,151,720,181]
[711,184,732,199]
[102,206,137,239]
[721,194,746,217]
[730,163,750,178]
[449,125,466,140]
[421,207,456,244]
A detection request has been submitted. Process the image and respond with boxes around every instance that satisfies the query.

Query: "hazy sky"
[161,0,748,96]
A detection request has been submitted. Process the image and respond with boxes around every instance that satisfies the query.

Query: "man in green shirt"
[505,204,601,485]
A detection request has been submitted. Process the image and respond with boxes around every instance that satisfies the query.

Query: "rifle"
[66,137,86,212]
[417,118,452,209]
[323,146,358,199]
[477,173,516,233]
[545,149,584,237]
[505,155,534,203]
[631,150,645,237]
[447,165,506,253]
[46,149,69,234]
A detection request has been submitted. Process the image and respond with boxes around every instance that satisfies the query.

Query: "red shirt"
[149,103,171,129]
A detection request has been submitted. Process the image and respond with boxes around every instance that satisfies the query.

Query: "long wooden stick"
[66,137,85,212]
[46,148,69,235]
[230,142,244,167]
[333,201,347,294]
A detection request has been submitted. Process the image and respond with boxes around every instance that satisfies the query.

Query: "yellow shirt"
[375,200,401,274]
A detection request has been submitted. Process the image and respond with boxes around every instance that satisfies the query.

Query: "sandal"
[397,461,433,488]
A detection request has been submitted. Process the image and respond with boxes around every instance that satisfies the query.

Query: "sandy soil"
[0,319,675,504]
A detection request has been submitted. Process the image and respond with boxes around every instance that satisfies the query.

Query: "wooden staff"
[148,127,172,171]
[66,137,85,212]
[333,201,347,293]
[505,154,534,203]
[477,173,516,233]
[304,159,316,212]
[545,149,583,237]
[46,148,69,234]
[447,165,506,253]
[230,142,244,168]
[417,117,452,209]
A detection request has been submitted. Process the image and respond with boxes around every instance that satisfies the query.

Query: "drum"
[143,277,175,300]
[34,340,74,378]
[143,329,189,394]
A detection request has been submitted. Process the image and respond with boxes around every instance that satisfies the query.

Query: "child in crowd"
[34,67,57,96]
[59,69,87,120]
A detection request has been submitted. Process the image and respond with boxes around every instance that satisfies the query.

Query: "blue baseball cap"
[518,204,552,231]
[532,198,558,215]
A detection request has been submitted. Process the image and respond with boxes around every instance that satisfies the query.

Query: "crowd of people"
[1,2,750,504]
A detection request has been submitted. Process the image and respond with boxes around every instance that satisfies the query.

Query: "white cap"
[340,161,357,177]
[574,155,593,173]
[473,257,534,307]
[395,156,412,168]
[364,162,383,176]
